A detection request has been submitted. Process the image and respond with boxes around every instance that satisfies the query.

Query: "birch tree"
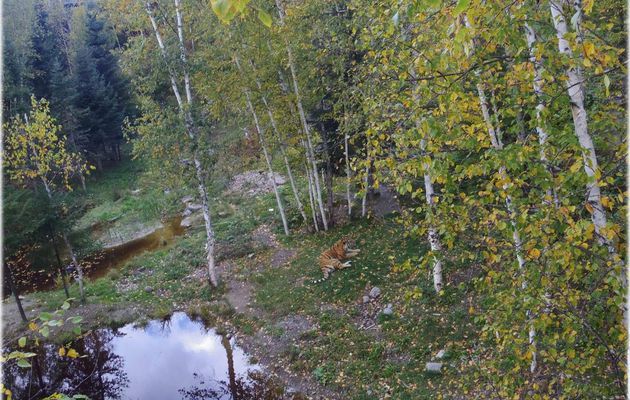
[233,55,290,235]
[144,0,218,286]
[4,97,89,301]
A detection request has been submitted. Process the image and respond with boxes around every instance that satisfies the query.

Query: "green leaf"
[68,316,83,324]
[40,326,50,338]
[61,301,70,310]
[453,0,470,15]
[18,337,26,348]
[603,75,610,97]
[210,0,231,22]
[426,0,441,7]
[39,312,52,322]
[258,9,272,28]
[17,359,31,368]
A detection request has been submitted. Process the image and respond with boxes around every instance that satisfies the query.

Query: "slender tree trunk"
[464,13,536,371]
[49,223,70,299]
[235,56,290,235]
[477,80,535,372]
[146,0,218,286]
[249,60,309,226]
[361,161,369,218]
[420,134,444,293]
[275,0,328,231]
[4,263,27,323]
[221,335,238,400]
[525,22,559,207]
[305,162,320,231]
[344,126,352,216]
[549,0,613,249]
[320,124,335,227]
[280,143,309,225]
[41,177,85,301]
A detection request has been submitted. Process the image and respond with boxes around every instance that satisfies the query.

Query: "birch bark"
[465,15,535,372]
[146,0,218,286]
[234,56,290,235]
[275,0,328,230]
[249,60,309,226]
[549,0,613,249]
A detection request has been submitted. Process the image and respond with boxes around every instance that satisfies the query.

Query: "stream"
[2,312,302,399]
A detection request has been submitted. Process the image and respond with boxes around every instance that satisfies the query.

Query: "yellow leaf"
[28,322,37,331]
[58,347,66,357]
[528,248,541,260]
[66,348,79,358]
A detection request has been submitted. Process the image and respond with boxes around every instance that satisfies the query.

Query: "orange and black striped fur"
[313,237,360,283]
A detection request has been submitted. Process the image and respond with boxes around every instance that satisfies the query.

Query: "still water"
[2,313,297,399]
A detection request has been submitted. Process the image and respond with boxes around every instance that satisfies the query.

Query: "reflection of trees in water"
[2,329,129,400]
[178,335,305,400]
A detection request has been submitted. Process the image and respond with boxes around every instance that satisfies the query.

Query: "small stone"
[187,203,203,211]
[181,195,194,204]
[144,286,153,293]
[131,189,141,195]
[425,362,442,373]
[362,295,370,304]
[163,188,171,195]
[369,287,381,299]
[435,349,446,360]
[182,208,192,217]
[383,303,393,315]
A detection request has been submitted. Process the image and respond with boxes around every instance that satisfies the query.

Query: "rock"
[182,208,193,217]
[362,295,370,304]
[187,203,203,211]
[383,303,393,315]
[163,188,171,195]
[131,189,141,195]
[369,287,381,299]
[425,362,442,373]
[181,195,194,204]
[180,213,203,228]
[435,349,446,360]
[144,286,153,293]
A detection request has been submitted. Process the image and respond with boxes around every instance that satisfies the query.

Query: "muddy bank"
[6,217,185,295]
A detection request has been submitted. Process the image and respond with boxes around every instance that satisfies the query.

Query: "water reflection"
[3,313,301,400]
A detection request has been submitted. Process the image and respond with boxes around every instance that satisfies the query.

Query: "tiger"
[313,237,360,283]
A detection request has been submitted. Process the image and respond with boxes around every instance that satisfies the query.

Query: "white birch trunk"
[275,0,328,231]
[249,60,309,226]
[361,162,369,218]
[241,81,290,235]
[525,22,559,207]
[147,1,218,286]
[409,60,445,293]
[420,135,444,293]
[465,15,535,372]
[305,162,320,231]
[234,55,290,235]
[344,127,352,216]
[549,0,612,248]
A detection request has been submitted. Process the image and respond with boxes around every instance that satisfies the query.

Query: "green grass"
[246,215,478,399]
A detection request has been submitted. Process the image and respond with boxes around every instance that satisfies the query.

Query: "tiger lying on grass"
[313,237,360,283]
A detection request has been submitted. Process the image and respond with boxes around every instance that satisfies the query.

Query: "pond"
[2,312,301,399]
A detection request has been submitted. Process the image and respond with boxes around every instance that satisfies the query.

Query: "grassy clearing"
[247,216,477,399]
